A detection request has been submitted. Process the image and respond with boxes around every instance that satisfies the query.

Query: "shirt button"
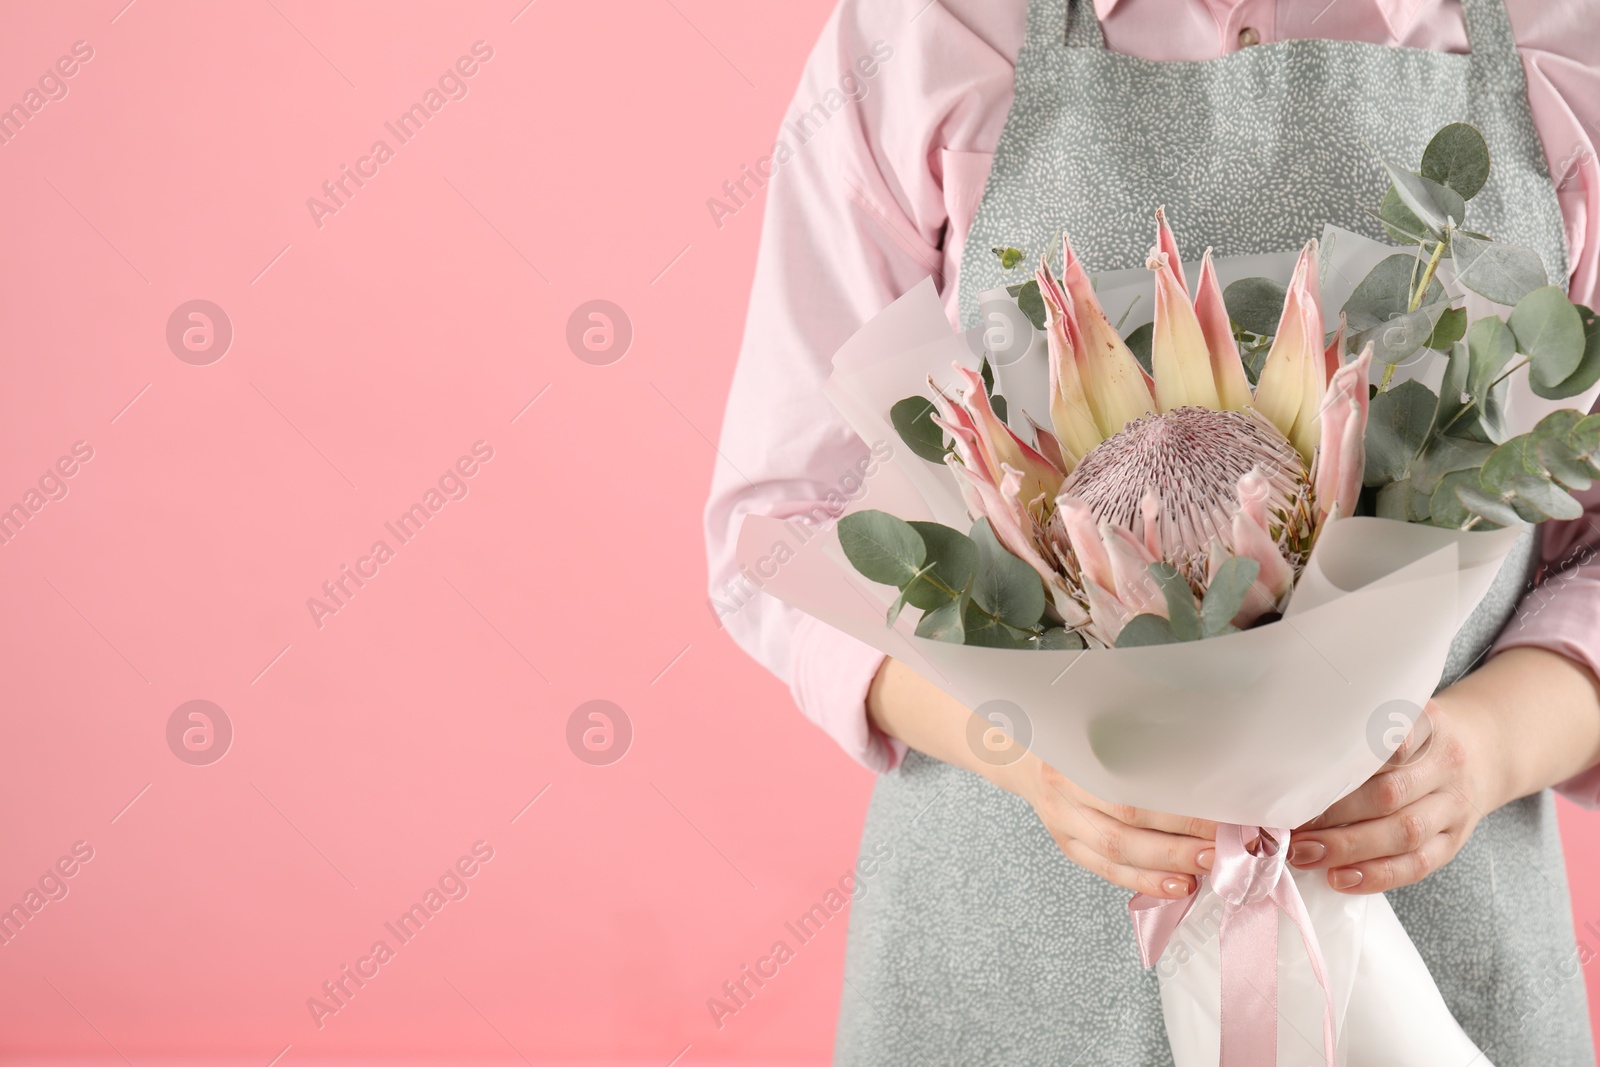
[1238,26,1261,47]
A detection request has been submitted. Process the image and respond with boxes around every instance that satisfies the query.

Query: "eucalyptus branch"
[913,570,1044,637]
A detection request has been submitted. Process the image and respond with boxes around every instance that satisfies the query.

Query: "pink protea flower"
[938,209,1373,646]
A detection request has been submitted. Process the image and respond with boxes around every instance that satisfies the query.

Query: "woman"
[704,0,1600,1061]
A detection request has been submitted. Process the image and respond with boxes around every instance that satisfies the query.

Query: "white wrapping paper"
[729,223,1600,1062]
[737,231,1599,1064]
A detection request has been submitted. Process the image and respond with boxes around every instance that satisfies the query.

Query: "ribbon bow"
[1129,824,1336,1066]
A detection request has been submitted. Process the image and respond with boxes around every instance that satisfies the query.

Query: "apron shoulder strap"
[1458,0,1521,80]
[1063,0,1107,49]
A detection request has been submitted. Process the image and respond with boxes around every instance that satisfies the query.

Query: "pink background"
[0,1,1595,1063]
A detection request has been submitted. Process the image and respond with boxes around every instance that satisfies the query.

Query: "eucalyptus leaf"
[964,604,1037,649]
[1015,279,1046,332]
[1530,408,1583,447]
[1349,301,1450,366]
[1529,304,1600,400]
[1420,123,1491,200]
[886,562,936,625]
[1432,317,1513,443]
[1479,434,1580,522]
[838,510,927,586]
[1114,613,1182,648]
[1376,479,1427,521]
[1425,307,1467,351]
[1479,435,1537,493]
[1345,255,1446,331]
[1535,434,1595,492]
[1377,185,1434,245]
[1510,286,1586,392]
[1571,415,1600,472]
[1450,231,1547,305]
[1455,484,1526,528]
[1343,254,1448,365]
[914,579,970,643]
[1148,563,1200,642]
[1411,434,1495,495]
[1507,472,1583,521]
[1224,277,1288,337]
[1035,627,1086,650]
[1200,556,1260,637]
[970,518,1047,628]
[1124,321,1155,377]
[1364,379,1439,485]
[890,395,949,464]
[1383,160,1467,234]
[1429,469,1481,529]
[903,521,979,610]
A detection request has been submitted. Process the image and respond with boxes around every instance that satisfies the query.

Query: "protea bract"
[932,210,1373,646]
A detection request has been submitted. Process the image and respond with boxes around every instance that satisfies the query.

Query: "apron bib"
[834,1,1592,1062]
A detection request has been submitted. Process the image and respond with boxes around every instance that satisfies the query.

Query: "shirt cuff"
[787,612,903,772]
[1491,578,1600,810]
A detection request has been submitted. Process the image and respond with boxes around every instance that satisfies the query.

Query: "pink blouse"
[704,0,1600,803]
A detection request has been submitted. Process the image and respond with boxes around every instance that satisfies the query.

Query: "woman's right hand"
[1011,752,1217,899]
[866,656,1217,900]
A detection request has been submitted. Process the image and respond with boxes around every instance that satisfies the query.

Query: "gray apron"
[834,0,1592,1062]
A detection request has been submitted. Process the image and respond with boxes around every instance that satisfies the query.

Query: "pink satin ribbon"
[1129,824,1336,1066]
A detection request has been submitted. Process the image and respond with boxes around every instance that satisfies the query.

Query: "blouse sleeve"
[1489,0,1600,807]
[701,0,1013,770]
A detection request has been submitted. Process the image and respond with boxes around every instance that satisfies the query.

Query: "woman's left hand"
[1289,696,1500,894]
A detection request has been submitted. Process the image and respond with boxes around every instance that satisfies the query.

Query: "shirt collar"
[1092,0,1430,41]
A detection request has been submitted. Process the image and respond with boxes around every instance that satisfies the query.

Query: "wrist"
[1438,689,1518,813]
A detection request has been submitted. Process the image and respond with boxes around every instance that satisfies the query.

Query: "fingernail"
[1196,849,1214,870]
[1288,840,1326,867]
[1329,868,1363,890]
[1162,877,1190,896]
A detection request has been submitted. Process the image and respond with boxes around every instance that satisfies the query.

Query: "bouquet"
[734,123,1600,1065]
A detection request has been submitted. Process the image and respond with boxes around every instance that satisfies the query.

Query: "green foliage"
[1364,380,1438,486]
[903,522,978,610]
[1420,123,1491,200]
[1115,557,1260,648]
[1124,321,1154,376]
[1343,254,1448,364]
[1382,159,1465,235]
[1450,411,1600,528]
[1006,279,1047,331]
[1377,185,1431,245]
[1449,231,1546,305]
[970,518,1047,631]
[1509,286,1586,392]
[1200,556,1259,636]
[1223,277,1288,337]
[993,247,1025,270]
[840,510,1063,649]
[890,396,949,463]
[1529,305,1600,400]
[838,511,927,586]
[1425,306,1467,351]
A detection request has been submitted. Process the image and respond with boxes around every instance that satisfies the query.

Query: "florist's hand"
[1291,698,1496,894]
[1019,754,1217,900]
